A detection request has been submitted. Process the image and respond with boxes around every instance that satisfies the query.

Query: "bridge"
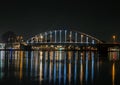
[1,29,120,52]
[26,29,103,50]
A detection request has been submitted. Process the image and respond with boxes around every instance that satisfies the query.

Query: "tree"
[1,31,17,43]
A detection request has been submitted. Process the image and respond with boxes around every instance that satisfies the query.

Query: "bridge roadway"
[28,42,97,47]
[23,43,119,52]
[1,43,120,51]
[28,42,120,47]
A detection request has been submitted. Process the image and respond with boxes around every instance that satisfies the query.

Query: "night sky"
[0,0,119,42]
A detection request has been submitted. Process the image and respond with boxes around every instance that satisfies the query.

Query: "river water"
[0,50,120,85]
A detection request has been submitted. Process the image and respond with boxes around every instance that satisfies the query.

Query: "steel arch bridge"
[26,29,102,49]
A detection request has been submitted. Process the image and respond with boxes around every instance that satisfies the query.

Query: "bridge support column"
[55,30,56,43]
[45,32,47,43]
[60,30,62,43]
[65,30,67,43]
[50,31,53,42]
[70,31,72,42]
[81,34,83,43]
[86,37,88,44]
[92,40,95,44]
[75,32,77,43]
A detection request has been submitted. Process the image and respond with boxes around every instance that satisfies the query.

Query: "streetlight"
[112,35,116,43]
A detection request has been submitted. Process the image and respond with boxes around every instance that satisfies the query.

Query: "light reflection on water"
[112,63,115,85]
[0,50,120,85]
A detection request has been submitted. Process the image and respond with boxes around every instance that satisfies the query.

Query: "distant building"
[0,43,5,49]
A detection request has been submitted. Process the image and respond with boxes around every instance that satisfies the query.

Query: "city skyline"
[0,0,119,42]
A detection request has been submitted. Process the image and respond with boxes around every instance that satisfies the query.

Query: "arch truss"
[27,29,102,45]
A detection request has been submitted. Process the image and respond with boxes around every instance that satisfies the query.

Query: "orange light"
[112,35,116,39]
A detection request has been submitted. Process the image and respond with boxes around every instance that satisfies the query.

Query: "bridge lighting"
[81,34,83,43]
[55,30,57,43]
[45,32,47,42]
[75,32,77,43]
[92,40,95,44]
[40,35,43,42]
[65,30,67,42]
[112,35,116,42]
[40,35,43,39]
[27,29,102,50]
[50,31,52,42]
[69,34,72,42]
[34,36,38,43]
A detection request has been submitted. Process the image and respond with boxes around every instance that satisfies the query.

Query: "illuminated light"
[64,52,67,85]
[55,30,57,43]
[74,52,77,85]
[64,61,66,85]
[68,63,71,84]
[19,51,23,80]
[50,51,53,61]
[44,60,47,80]
[40,62,42,82]
[112,35,116,40]
[58,62,62,84]
[53,62,56,84]
[85,52,88,83]
[112,35,116,43]
[69,34,72,38]
[92,40,95,44]
[60,30,62,43]
[75,32,77,43]
[81,34,84,43]
[91,52,94,81]
[81,34,83,37]
[40,35,43,39]
[49,62,52,82]
[80,58,83,85]
[68,51,72,61]
[0,51,5,79]
[39,34,43,42]
[40,51,43,61]
[112,63,115,85]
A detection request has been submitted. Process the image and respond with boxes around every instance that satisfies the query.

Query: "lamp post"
[112,35,116,43]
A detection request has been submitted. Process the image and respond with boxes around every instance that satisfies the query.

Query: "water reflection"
[39,61,42,83]
[0,51,4,79]
[53,61,56,85]
[0,50,120,85]
[91,52,94,82]
[109,50,119,61]
[68,62,71,85]
[112,63,115,85]
[74,52,77,85]
[19,51,23,80]
[80,52,83,85]
[85,52,88,84]
[63,54,66,85]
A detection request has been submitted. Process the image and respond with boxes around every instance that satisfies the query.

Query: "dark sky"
[0,0,119,42]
